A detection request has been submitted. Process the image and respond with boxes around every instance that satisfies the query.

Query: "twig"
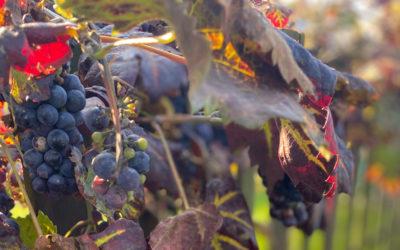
[137,114,223,125]
[100,36,187,65]
[0,139,43,236]
[152,122,190,210]
[98,59,123,177]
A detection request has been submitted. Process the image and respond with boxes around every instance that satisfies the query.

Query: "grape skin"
[37,104,59,126]
[47,129,70,151]
[48,85,67,109]
[66,90,86,113]
[92,152,116,179]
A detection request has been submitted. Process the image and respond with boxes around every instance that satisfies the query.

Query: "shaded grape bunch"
[90,128,150,210]
[14,74,86,196]
[0,165,18,237]
[269,175,309,227]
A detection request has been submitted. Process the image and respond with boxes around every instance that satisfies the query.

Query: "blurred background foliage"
[249,0,400,249]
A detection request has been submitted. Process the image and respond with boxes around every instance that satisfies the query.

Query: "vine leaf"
[149,204,223,250]
[55,0,165,32]
[192,63,309,129]
[15,210,57,249]
[10,70,53,103]
[90,219,147,249]
[0,23,73,79]
[35,219,145,250]
[335,135,354,194]
[78,44,188,101]
[206,177,258,250]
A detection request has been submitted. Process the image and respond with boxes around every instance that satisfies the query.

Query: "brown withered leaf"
[35,219,145,250]
[149,204,223,250]
[194,63,309,129]
[206,177,258,250]
[35,234,97,250]
[221,0,314,94]
[79,45,188,101]
[225,123,285,194]
[90,219,147,250]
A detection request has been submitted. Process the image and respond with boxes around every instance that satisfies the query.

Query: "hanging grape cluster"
[14,74,86,196]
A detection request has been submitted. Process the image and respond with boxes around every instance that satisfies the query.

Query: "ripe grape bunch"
[90,128,150,210]
[269,175,309,227]
[14,74,86,196]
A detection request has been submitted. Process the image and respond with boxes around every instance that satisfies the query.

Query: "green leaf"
[15,215,36,248]
[38,211,58,235]
[15,210,57,248]
[10,68,52,103]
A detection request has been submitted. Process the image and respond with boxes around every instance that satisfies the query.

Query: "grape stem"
[0,139,43,236]
[138,114,223,125]
[98,59,124,177]
[152,122,190,210]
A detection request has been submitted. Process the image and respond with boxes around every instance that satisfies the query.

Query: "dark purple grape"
[82,106,110,131]
[62,74,85,93]
[35,125,53,137]
[37,104,59,126]
[27,167,37,179]
[72,111,84,126]
[36,163,54,179]
[92,152,116,180]
[44,149,63,167]
[23,149,43,168]
[0,192,14,215]
[67,128,83,146]
[47,174,66,193]
[60,159,73,178]
[14,104,38,129]
[32,177,47,193]
[56,112,76,130]
[117,167,140,192]
[47,129,69,151]
[5,218,19,234]
[128,151,150,174]
[19,129,36,152]
[66,90,86,113]
[48,85,67,108]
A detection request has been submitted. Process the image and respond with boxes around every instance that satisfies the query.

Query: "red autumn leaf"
[13,34,71,77]
[0,121,12,135]
[266,8,290,29]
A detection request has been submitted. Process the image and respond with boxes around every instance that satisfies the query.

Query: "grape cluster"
[90,127,150,210]
[15,74,86,196]
[269,175,309,227]
[0,164,18,235]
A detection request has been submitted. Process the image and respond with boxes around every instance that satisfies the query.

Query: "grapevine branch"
[137,114,223,125]
[152,122,190,210]
[0,139,43,236]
